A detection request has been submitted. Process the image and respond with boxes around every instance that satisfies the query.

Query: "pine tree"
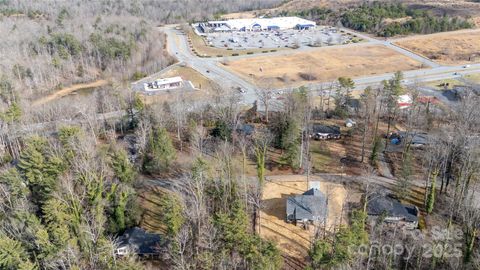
[109,146,136,183]
[17,137,65,206]
[0,234,32,270]
[426,169,438,214]
[143,127,176,173]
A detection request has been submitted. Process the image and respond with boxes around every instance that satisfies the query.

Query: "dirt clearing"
[260,175,347,262]
[394,29,480,65]
[33,79,109,107]
[223,44,423,88]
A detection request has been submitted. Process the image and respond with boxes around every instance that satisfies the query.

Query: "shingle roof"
[312,124,340,135]
[286,188,328,221]
[118,227,163,255]
[367,196,418,222]
[398,131,428,145]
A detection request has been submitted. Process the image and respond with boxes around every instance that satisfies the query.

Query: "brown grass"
[394,29,480,65]
[260,176,347,262]
[222,44,423,88]
[32,79,109,107]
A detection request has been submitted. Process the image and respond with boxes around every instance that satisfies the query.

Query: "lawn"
[423,78,465,90]
[464,73,480,84]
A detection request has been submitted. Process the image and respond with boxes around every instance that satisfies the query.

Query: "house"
[286,188,328,224]
[398,131,428,148]
[367,196,419,229]
[388,131,428,148]
[311,124,341,140]
[397,94,413,109]
[115,227,163,257]
[236,124,255,136]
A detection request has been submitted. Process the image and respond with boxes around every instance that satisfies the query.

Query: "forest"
[0,0,480,269]
[341,2,473,37]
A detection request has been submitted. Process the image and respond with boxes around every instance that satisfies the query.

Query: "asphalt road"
[160,25,480,105]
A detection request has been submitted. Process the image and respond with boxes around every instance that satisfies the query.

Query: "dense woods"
[341,2,473,37]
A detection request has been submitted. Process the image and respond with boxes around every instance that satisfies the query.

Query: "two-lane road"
[160,25,480,105]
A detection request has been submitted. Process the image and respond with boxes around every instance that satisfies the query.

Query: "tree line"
[341,2,473,37]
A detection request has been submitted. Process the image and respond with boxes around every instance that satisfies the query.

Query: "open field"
[464,73,480,84]
[394,29,480,65]
[222,44,423,88]
[260,176,347,262]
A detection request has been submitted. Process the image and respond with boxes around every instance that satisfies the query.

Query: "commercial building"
[143,76,183,92]
[197,16,316,33]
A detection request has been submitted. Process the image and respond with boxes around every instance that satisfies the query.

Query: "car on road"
[464,65,471,68]
[235,87,246,94]
[206,70,210,73]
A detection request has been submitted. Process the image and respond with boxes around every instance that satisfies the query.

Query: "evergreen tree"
[280,117,301,170]
[109,146,136,183]
[0,234,35,270]
[158,191,184,238]
[426,169,438,214]
[17,137,65,207]
[143,127,176,174]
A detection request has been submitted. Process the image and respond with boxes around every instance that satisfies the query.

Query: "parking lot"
[204,27,355,50]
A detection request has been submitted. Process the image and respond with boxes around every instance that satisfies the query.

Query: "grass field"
[423,78,465,90]
[465,73,480,84]
[222,44,423,88]
[394,29,480,65]
[260,176,347,262]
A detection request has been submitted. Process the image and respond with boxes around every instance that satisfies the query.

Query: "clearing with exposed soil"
[260,175,347,263]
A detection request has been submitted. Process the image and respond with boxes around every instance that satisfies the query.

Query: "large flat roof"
[207,17,316,30]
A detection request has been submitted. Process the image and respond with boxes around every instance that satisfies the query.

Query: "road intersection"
[160,25,480,105]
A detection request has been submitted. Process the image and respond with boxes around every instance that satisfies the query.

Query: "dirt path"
[32,79,109,107]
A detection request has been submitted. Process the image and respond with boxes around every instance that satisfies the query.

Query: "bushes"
[44,33,83,59]
[90,33,133,62]
[131,71,147,81]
